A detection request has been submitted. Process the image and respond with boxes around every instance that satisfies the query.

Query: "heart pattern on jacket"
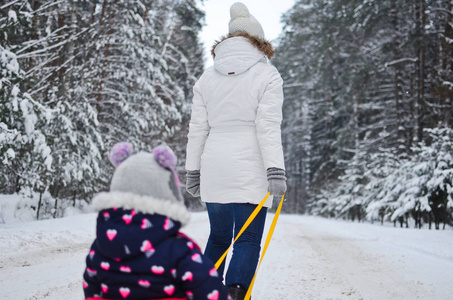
[151,265,165,274]
[164,284,175,295]
[119,287,130,298]
[84,209,229,299]
[106,229,117,241]
[182,271,193,281]
[122,214,133,224]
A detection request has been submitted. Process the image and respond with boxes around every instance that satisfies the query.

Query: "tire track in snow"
[0,242,89,300]
[254,215,434,300]
[253,217,361,299]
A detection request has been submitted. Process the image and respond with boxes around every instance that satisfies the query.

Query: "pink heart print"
[164,285,175,296]
[141,240,155,258]
[119,287,130,298]
[151,265,165,274]
[103,212,110,221]
[141,240,154,252]
[186,291,194,300]
[138,280,151,288]
[182,271,193,281]
[83,280,88,289]
[122,214,133,225]
[86,267,97,277]
[187,241,194,249]
[171,269,177,278]
[209,267,218,277]
[141,218,153,229]
[163,218,174,230]
[120,266,131,273]
[208,290,220,300]
[106,229,117,241]
[89,250,95,260]
[101,262,110,270]
[191,253,202,263]
[101,283,108,293]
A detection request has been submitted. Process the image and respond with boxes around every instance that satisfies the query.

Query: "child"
[83,142,230,300]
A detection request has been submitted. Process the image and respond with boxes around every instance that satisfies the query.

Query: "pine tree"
[275,0,453,225]
[0,0,205,218]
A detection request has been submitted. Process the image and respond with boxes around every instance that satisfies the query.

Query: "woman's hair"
[211,32,275,59]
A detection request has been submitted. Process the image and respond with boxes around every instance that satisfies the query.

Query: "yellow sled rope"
[214,192,285,300]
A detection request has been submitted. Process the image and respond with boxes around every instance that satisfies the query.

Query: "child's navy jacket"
[83,206,229,300]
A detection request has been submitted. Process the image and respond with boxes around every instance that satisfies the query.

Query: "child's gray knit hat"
[92,142,190,225]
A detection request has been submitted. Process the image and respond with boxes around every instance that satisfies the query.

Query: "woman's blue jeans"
[204,202,267,289]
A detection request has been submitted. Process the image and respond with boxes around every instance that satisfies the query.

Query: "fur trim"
[92,192,190,226]
[211,32,274,59]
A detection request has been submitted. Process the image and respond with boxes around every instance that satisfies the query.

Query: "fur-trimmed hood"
[211,32,274,59]
[211,33,275,76]
[92,191,190,225]
[91,192,190,260]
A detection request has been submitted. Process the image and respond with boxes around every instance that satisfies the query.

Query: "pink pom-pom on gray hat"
[109,142,134,167]
[153,145,180,188]
[153,145,177,168]
[108,142,184,205]
[100,142,188,225]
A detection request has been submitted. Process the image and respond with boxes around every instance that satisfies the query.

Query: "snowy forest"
[1,0,452,229]
[274,0,453,228]
[1,0,205,218]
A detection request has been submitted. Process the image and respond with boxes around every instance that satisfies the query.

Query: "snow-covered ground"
[1,209,453,300]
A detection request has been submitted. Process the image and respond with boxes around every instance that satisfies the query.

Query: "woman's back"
[197,36,279,129]
[187,34,284,207]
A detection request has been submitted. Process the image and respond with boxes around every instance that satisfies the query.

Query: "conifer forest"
[1,0,452,229]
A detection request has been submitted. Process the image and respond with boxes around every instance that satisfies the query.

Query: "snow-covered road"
[1,212,452,299]
[252,215,452,299]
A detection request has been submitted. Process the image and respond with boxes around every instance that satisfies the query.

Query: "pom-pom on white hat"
[228,2,264,39]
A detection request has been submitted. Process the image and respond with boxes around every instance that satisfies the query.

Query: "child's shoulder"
[162,232,204,264]
[175,232,202,252]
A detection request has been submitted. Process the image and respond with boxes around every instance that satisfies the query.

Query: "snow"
[11,85,19,97]
[8,10,17,23]
[3,50,19,74]
[0,195,37,224]
[1,198,453,300]
[5,148,15,159]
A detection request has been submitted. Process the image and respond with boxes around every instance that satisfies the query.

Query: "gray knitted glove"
[267,168,287,198]
[186,170,201,197]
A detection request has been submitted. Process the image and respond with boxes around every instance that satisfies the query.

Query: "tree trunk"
[414,0,426,143]
[29,0,41,70]
[53,198,58,219]
[36,192,43,220]
[96,0,114,110]
[391,2,406,155]
[64,0,77,95]
[445,1,453,126]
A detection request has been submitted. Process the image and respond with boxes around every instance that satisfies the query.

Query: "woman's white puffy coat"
[185,36,285,207]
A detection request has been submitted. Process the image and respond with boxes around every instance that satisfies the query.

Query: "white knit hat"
[228,2,264,39]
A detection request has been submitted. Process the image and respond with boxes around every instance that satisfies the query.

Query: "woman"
[185,2,286,299]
